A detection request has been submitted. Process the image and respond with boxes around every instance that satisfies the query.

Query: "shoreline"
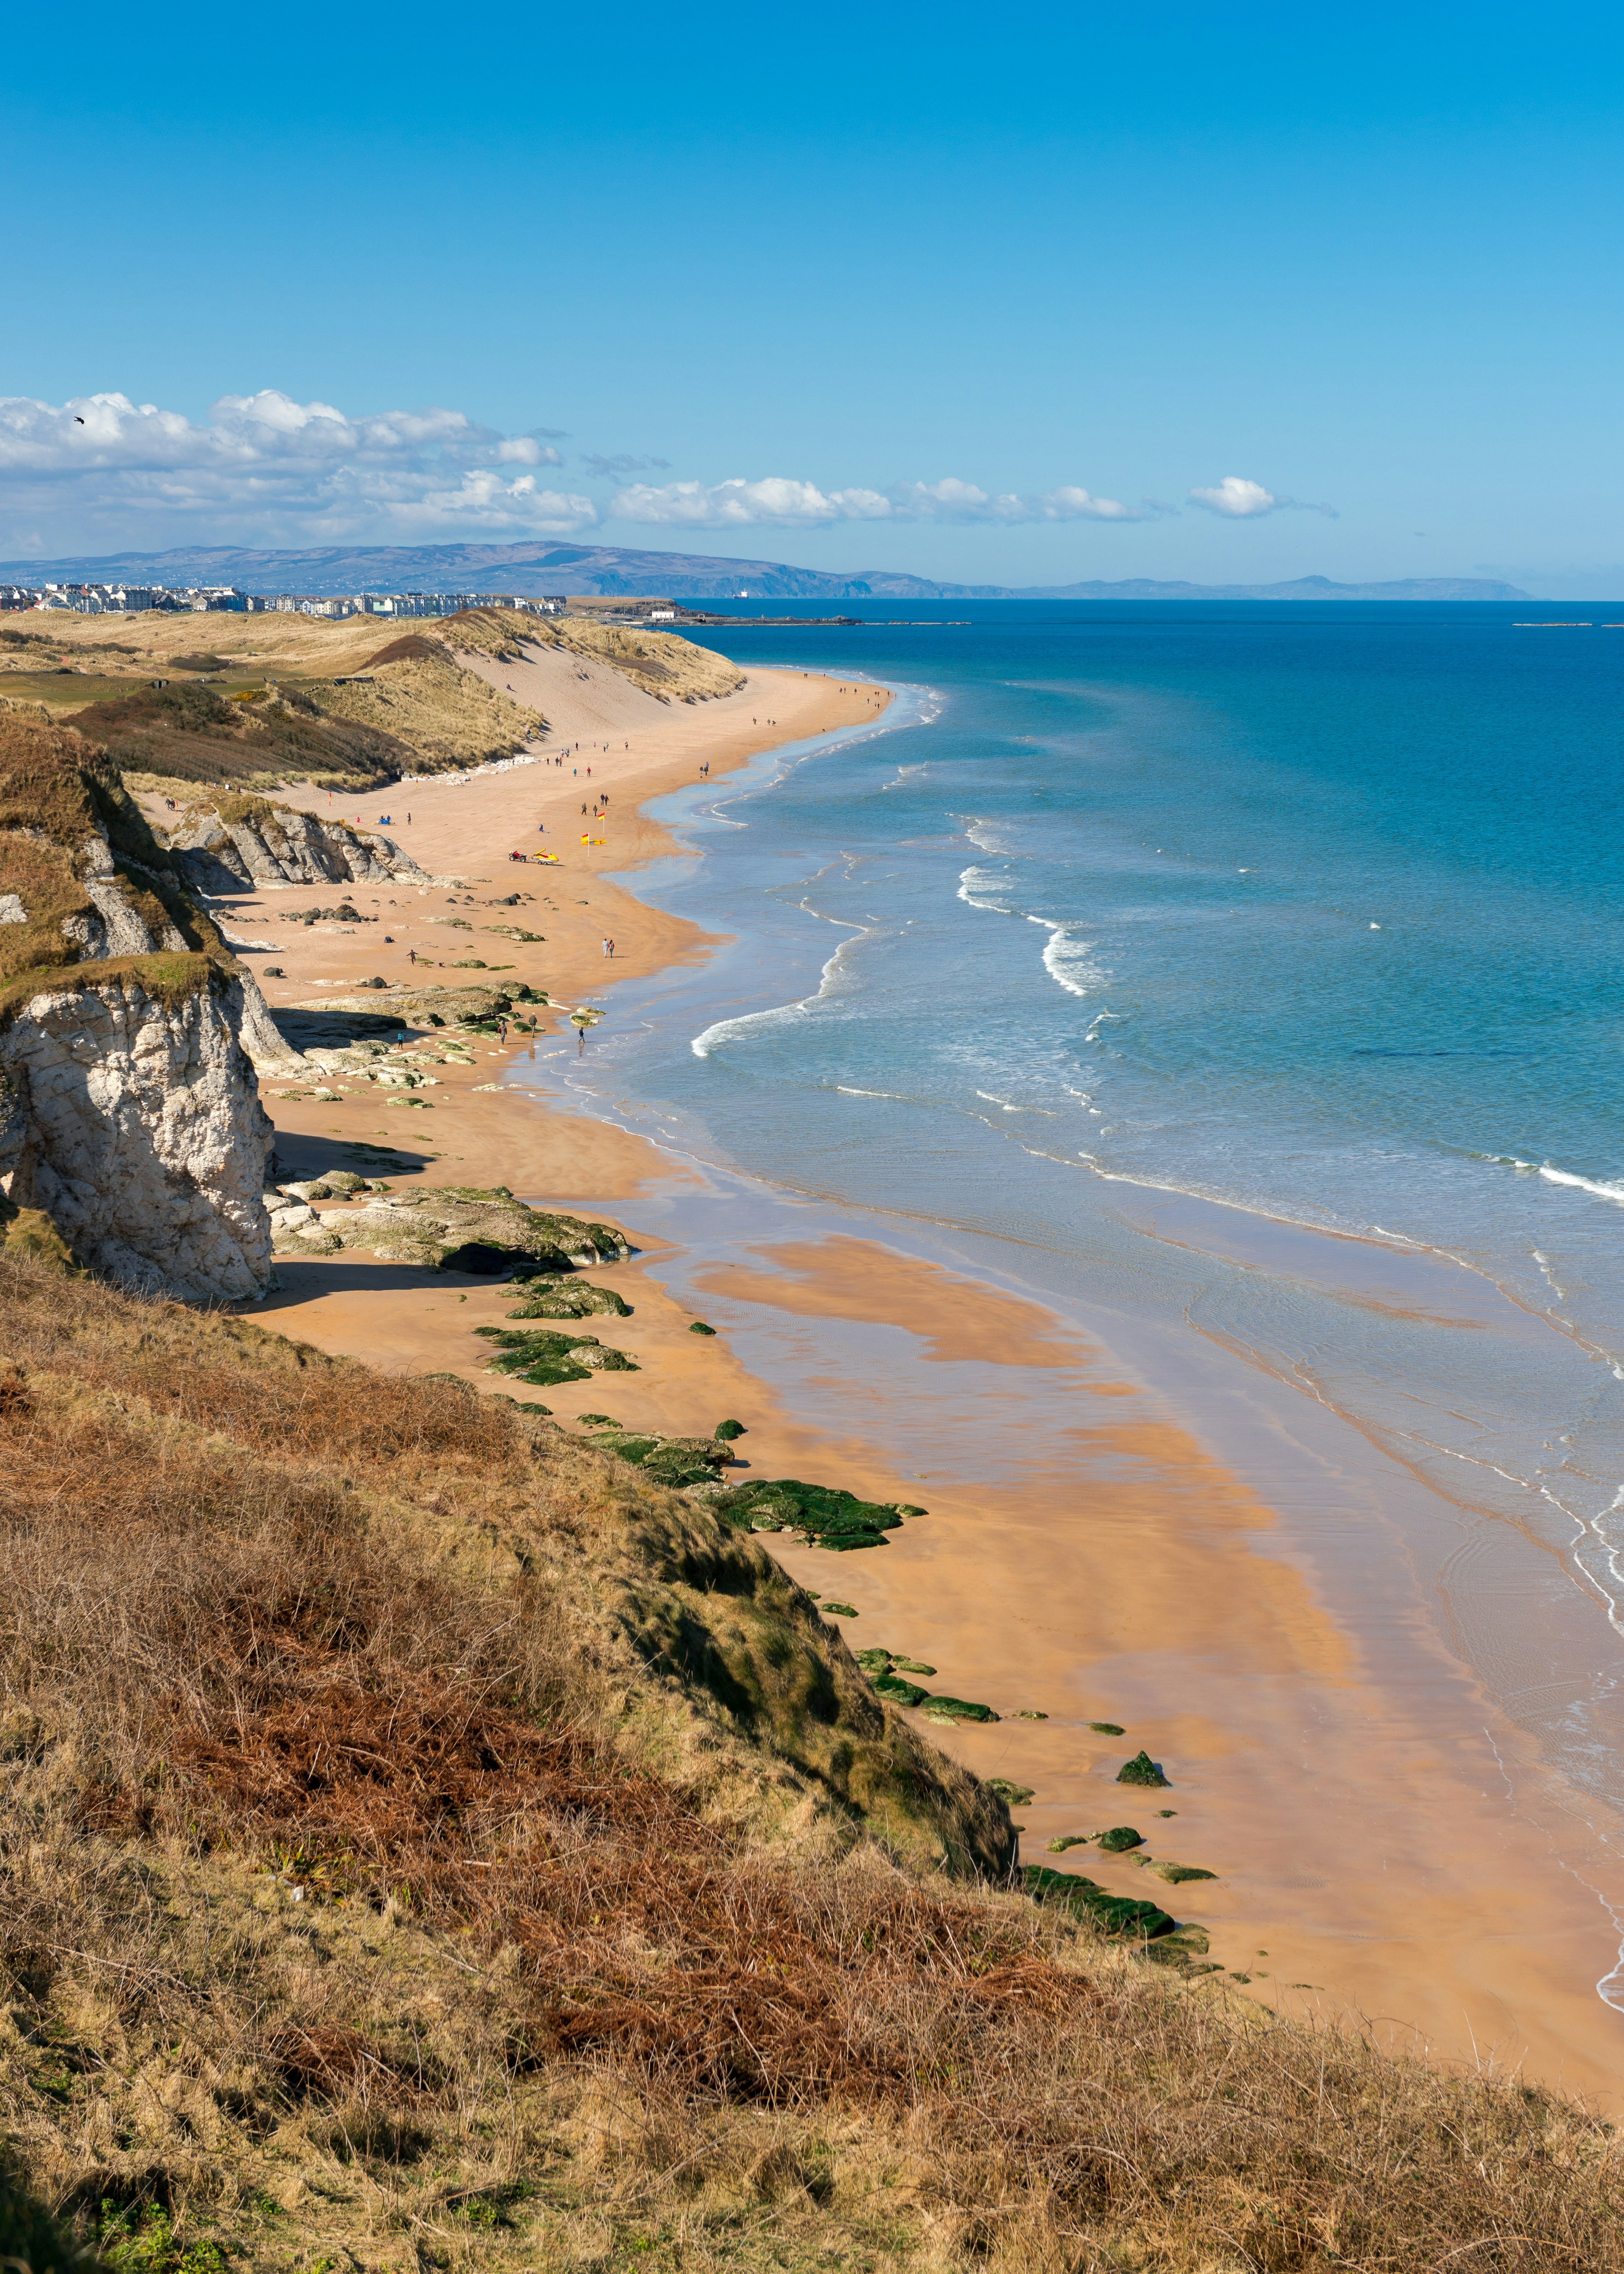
[233,648,1624,2105]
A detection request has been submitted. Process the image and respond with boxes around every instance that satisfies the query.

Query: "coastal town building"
[0,584,566,619]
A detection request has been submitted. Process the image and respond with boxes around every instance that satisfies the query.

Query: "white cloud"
[1188,474,1338,519]
[0,390,593,543]
[0,392,1185,551]
[610,477,894,527]
[611,473,1141,528]
[1188,476,1278,517]
[892,479,1141,522]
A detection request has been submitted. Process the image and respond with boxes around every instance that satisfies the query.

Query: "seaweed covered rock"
[1098,1825,1144,1853]
[590,1428,732,1489]
[1117,1750,1170,1788]
[277,1185,631,1273]
[507,1273,632,1319]
[1021,1864,1175,1942]
[923,1695,1000,1725]
[1141,1860,1218,1884]
[714,1477,919,1552]
[476,1325,639,1386]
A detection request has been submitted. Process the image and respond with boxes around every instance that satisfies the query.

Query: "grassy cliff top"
[0,1249,1618,2272]
[0,608,743,792]
[444,605,745,702]
[0,714,225,1010]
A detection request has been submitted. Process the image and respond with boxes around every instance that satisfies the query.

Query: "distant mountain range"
[0,540,1531,605]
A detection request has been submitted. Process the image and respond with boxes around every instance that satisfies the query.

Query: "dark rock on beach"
[1021,1864,1175,1942]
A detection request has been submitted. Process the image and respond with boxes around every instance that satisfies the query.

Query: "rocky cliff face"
[0,964,274,1300]
[162,795,431,895]
[0,716,275,1302]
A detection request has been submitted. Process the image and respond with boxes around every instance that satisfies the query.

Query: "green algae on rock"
[1089,1721,1126,1735]
[1020,1864,1176,1942]
[276,1184,631,1276]
[1046,1835,1091,1853]
[714,1417,746,1440]
[689,1320,716,1335]
[922,1696,999,1725]
[1142,1861,1219,1884]
[475,1325,640,1387]
[1117,1749,1170,1787]
[988,1780,1035,1807]
[506,1274,632,1320]
[1097,1825,1144,1854]
[713,1477,912,1552]
[585,1429,731,1490]
[820,1601,857,1618]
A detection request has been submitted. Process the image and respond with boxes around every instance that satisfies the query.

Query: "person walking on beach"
[607,937,615,959]
[601,937,610,958]
[408,948,417,966]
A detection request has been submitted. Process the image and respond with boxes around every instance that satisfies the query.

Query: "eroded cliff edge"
[0,716,274,1301]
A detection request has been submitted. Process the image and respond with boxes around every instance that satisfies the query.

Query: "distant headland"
[0,539,1531,606]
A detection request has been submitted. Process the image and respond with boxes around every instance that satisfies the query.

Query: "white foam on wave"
[1034,919,1109,998]
[957,863,1015,911]
[973,1090,1056,1116]
[1538,1163,1624,1207]
[691,920,867,1059]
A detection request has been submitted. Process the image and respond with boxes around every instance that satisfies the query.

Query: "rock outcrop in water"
[0,717,275,1301]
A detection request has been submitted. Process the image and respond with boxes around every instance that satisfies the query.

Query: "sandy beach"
[219,641,1624,2107]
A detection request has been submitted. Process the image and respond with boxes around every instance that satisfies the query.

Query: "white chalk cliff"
[0,719,276,1302]
[162,798,431,895]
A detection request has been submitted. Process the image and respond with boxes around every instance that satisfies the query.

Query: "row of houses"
[0,584,567,619]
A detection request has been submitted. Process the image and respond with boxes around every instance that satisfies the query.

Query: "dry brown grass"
[0,1254,1620,2272]
[316,645,543,769]
[0,716,227,1016]
[443,607,745,705]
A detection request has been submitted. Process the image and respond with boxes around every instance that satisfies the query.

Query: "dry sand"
[226,648,1624,2106]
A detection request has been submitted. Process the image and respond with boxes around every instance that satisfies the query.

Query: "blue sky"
[3,0,1622,588]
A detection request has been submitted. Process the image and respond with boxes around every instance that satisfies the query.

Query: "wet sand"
[233,648,1624,2106]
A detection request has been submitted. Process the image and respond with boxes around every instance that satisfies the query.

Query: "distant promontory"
[0,539,1531,606]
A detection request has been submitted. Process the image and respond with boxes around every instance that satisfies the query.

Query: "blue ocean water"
[555,601,1624,1826]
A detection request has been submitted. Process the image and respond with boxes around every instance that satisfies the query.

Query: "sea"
[532,599,1624,1942]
